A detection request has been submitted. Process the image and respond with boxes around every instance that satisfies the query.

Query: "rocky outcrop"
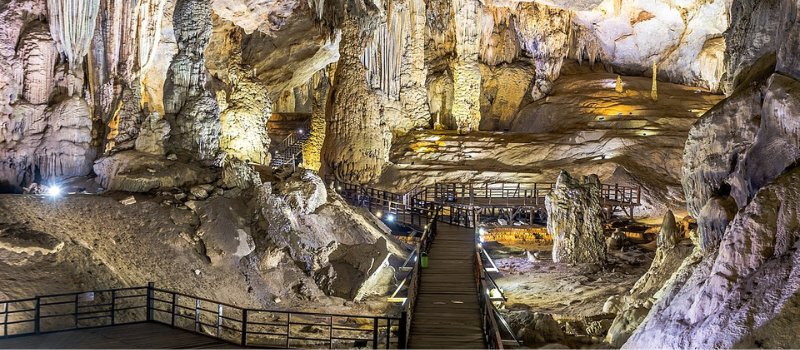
[257,170,404,301]
[545,171,605,264]
[626,167,800,348]
[623,0,800,346]
[605,210,693,347]
[93,151,216,192]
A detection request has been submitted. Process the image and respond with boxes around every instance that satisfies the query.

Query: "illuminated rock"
[545,171,606,264]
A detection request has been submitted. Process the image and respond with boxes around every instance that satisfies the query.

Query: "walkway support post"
[398,311,408,349]
[241,309,248,346]
[146,282,155,322]
[33,297,40,334]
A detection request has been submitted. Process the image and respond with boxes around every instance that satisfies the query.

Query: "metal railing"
[1,284,406,349]
[270,120,312,169]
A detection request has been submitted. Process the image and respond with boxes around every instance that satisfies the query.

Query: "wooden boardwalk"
[0,322,243,349]
[409,223,485,349]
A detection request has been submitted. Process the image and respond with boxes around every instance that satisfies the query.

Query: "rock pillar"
[545,171,606,264]
[450,0,481,133]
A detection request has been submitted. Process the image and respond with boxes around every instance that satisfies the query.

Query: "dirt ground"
[489,238,655,318]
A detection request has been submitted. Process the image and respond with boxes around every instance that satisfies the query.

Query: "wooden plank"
[0,323,243,349]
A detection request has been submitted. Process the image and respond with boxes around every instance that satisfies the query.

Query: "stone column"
[323,18,389,184]
[163,0,220,162]
[450,0,481,133]
[398,0,431,131]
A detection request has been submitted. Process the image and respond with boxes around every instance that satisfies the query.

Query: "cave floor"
[487,240,655,318]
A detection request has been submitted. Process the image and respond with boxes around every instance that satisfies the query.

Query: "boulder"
[545,171,605,264]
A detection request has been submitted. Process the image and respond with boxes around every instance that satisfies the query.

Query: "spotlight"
[386,213,396,222]
[46,185,62,198]
[376,211,383,218]
[298,128,304,134]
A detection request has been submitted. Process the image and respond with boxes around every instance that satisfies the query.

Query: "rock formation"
[623,0,800,346]
[605,210,692,347]
[545,171,605,264]
[164,0,220,162]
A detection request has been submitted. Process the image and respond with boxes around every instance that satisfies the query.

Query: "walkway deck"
[409,223,485,349]
[0,322,243,349]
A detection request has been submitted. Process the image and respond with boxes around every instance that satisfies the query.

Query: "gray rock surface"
[545,171,606,264]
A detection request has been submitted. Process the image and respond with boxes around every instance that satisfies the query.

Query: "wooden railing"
[0,284,406,349]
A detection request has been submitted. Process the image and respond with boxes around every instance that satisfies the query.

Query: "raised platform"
[0,322,243,349]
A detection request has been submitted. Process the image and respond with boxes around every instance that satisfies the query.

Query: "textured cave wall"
[624,0,800,347]
[0,0,98,191]
[164,0,220,162]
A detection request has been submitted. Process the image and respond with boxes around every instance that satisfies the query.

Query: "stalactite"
[651,62,658,101]
[361,3,407,101]
[47,0,101,70]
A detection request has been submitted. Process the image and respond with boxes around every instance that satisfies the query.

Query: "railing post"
[195,298,201,332]
[241,309,248,346]
[217,304,223,337]
[3,302,9,338]
[111,290,116,325]
[73,294,79,328]
[146,282,155,322]
[398,312,408,349]
[372,318,379,349]
[34,296,40,334]
[170,292,176,327]
[286,313,291,348]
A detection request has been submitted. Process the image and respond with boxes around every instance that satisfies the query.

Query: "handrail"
[0,283,406,349]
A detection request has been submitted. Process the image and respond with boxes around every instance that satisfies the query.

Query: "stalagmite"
[47,0,101,70]
[450,0,482,133]
[218,27,270,164]
[651,62,658,101]
[545,171,606,264]
[616,75,623,93]
[302,68,332,171]
[323,16,389,183]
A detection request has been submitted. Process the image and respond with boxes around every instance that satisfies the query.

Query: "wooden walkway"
[0,322,243,349]
[409,223,485,349]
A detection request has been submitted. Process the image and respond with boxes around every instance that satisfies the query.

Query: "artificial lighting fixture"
[46,185,62,197]
[386,213,396,222]
[376,211,383,218]
[298,128,304,134]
